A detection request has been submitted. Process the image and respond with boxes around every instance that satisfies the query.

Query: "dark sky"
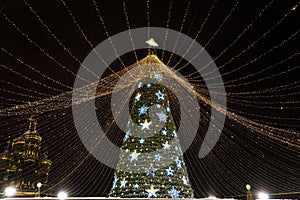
[0,0,299,198]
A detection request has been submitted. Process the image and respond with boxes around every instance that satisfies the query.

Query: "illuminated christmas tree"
[109,54,194,198]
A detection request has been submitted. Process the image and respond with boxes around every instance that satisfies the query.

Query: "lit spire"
[28,116,37,132]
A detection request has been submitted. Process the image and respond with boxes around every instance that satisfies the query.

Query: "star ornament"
[161,129,168,136]
[140,119,152,130]
[135,93,141,101]
[146,163,158,176]
[146,38,159,47]
[130,150,141,162]
[182,176,189,186]
[139,138,145,144]
[145,185,159,198]
[155,90,165,100]
[120,178,127,188]
[166,167,175,176]
[163,141,171,150]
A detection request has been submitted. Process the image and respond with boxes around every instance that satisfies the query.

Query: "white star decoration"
[135,93,141,101]
[163,141,171,150]
[140,119,152,130]
[145,185,159,198]
[120,178,127,188]
[182,176,189,185]
[155,90,165,100]
[130,150,141,162]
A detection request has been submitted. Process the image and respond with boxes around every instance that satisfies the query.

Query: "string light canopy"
[0,0,299,198]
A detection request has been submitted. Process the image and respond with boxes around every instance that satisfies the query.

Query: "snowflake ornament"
[156,111,168,122]
[154,72,163,81]
[138,105,149,115]
[168,186,180,198]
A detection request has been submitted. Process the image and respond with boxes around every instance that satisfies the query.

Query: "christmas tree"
[109,54,194,198]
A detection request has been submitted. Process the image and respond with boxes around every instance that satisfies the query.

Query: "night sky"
[0,0,299,198]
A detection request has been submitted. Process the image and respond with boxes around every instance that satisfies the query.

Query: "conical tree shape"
[109,55,194,198]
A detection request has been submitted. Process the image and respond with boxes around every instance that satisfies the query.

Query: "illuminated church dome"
[0,116,51,197]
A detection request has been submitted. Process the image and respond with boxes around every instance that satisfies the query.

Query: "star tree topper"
[146,38,159,47]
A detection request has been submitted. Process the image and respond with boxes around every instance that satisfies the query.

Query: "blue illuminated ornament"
[154,72,163,81]
[166,167,175,176]
[139,138,145,144]
[182,176,189,186]
[124,131,130,141]
[146,164,158,176]
[147,83,151,88]
[166,107,170,112]
[168,186,180,198]
[135,93,141,102]
[138,105,149,115]
[175,156,182,169]
[112,176,118,189]
[137,82,143,88]
[133,183,139,189]
[173,130,177,137]
[156,111,168,122]
[161,129,168,136]
[155,90,165,100]
[154,154,162,161]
